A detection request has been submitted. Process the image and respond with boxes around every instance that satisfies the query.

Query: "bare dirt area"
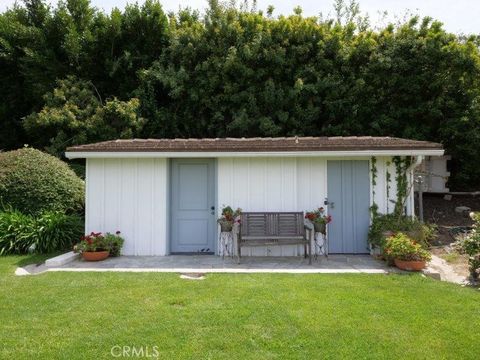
[420,193,480,227]
[419,193,480,278]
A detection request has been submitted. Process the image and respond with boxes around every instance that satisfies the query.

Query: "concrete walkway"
[18,254,392,275]
[424,254,467,284]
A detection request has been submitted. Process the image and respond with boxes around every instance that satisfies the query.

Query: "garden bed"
[419,193,480,279]
[419,193,480,228]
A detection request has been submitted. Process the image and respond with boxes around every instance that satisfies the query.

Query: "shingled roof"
[66,137,443,153]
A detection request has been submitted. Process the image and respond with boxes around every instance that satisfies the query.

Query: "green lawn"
[1,255,479,359]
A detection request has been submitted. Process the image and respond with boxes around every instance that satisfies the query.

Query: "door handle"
[211,206,215,210]
[324,198,335,209]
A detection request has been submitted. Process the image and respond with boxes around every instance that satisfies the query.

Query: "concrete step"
[45,251,79,267]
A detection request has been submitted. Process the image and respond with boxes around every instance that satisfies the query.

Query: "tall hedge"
[1,1,480,189]
[0,148,84,214]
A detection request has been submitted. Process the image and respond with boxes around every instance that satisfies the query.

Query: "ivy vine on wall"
[385,161,391,213]
[370,157,378,218]
[392,156,413,216]
[371,156,413,218]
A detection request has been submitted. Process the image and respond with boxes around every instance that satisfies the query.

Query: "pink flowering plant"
[305,207,332,225]
[305,207,332,234]
[74,230,124,256]
[74,232,107,253]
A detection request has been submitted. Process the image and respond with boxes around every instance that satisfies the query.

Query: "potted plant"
[104,231,125,257]
[217,206,242,232]
[384,232,431,271]
[305,207,332,234]
[74,232,109,261]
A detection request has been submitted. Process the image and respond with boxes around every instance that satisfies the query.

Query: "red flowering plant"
[74,232,107,253]
[305,207,332,233]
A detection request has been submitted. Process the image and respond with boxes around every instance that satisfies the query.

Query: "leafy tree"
[0,0,168,150]
[23,76,144,155]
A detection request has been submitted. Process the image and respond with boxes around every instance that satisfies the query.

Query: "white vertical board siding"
[374,157,397,215]
[218,156,413,256]
[85,154,413,257]
[86,158,168,255]
[218,157,327,256]
[372,156,413,216]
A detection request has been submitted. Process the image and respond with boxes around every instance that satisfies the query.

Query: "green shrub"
[0,210,83,255]
[103,232,125,257]
[0,148,84,215]
[369,214,436,250]
[0,210,37,255]
[34,212,84,253]
[384,233,432,262]
[456,212,480,279]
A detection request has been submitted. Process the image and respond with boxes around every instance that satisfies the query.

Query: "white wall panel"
[86,158,168,255]
[218,156,410,256]
[86,159,104,232]
[85,155,411,257]
[218,157,328,256]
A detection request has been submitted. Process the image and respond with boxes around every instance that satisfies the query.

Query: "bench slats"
[240,212,305,238]
[237,211,312,264]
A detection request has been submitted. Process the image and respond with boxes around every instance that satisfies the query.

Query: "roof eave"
[65,149,444,159]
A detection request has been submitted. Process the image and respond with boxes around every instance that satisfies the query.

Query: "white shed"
[65,137,443,256]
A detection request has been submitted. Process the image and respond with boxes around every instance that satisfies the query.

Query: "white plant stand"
[218,231,234,259]
[313,232,328,260]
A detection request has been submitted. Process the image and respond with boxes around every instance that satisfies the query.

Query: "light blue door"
[170,159,216,254]
[327,160,370,254]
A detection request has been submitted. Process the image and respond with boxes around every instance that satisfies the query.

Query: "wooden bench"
[237,212,312,264]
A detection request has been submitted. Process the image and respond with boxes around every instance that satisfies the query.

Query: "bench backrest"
[240,212,305,239]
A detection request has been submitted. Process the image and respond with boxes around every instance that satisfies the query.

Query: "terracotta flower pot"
[394,258,426,271]
[313,223,326,234]
[82,251,109,261]
[219,222,233,232]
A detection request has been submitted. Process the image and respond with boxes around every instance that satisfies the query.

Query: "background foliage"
[23,76,144,156]
[1,0,480,189]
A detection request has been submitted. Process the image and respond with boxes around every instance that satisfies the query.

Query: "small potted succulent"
[217,206,242,232]
[74,232,109,261]
[384,232,431,271]
[305,207,332,234]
